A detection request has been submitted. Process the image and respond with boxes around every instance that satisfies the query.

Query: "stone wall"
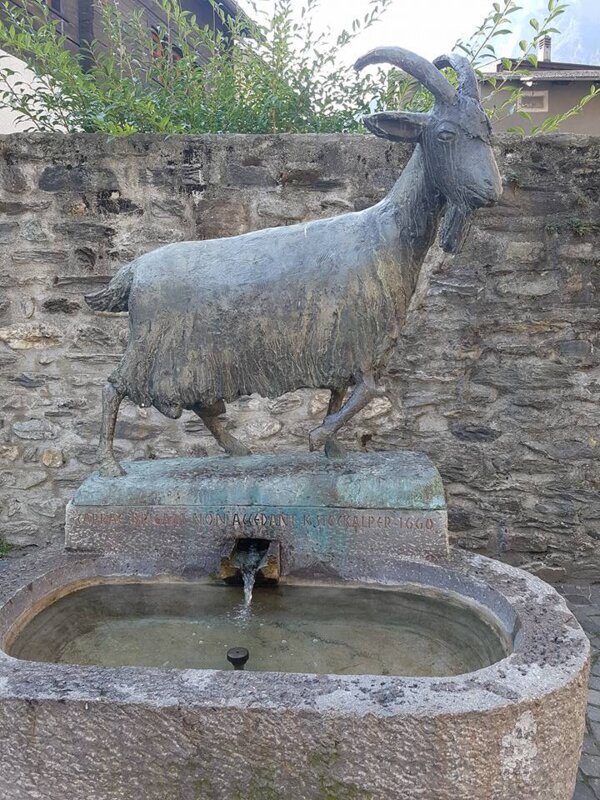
[0,132,598,579]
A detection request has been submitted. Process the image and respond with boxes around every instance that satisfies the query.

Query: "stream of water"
[241,569,257,609]
[234,542,269,613]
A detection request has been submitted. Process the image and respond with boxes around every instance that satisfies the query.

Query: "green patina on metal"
[72,452,446,512]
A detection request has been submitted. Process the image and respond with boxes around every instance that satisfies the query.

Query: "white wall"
[0,50,37,134]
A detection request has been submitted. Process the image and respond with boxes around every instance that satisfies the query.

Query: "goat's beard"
[440,203,472,254]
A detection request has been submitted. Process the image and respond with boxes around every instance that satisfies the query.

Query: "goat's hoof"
[309,426,329,452]
[324,438,346,459]
[98,458,126,478]
[227,447,252,457]
[224,438,252,457]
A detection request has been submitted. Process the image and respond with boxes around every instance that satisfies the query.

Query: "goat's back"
[110,208,410,413]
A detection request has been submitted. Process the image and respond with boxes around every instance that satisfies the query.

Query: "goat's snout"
[467,175,503,209]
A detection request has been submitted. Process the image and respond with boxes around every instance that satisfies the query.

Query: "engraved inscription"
[302,513,436,530]
[67,503,448,563]
[231,512,291,530]
[75,507,439,534]
[76,509,293,530]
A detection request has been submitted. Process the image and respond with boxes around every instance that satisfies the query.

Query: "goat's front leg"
[98,382,126,477]
[193,400,251,457]
[309,374,379,453]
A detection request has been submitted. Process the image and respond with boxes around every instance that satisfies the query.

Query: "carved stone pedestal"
[66,451,448,579]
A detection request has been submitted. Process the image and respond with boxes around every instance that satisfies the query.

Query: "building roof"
[483,69,600,83]
[495,58,600,72]
[220,0,242,16]
[481,58,600,84]
[218,0,255,35]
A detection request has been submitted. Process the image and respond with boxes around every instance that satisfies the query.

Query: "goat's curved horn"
[355,47,457,105]
[433,53,480,100]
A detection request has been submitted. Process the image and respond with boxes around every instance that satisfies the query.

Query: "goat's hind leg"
[97,382,126,478]
[323,386,348,459]
[309,374,380,453]
[193,400,251,457]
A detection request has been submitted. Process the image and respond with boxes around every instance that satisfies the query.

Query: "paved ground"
[559,584,600,800]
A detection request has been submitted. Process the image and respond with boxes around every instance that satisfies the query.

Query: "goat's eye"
[437,128,457,142]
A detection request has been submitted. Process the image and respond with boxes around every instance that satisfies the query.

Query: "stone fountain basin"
[0,546,589,800]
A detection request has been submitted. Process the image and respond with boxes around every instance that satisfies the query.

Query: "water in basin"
[9,582,510,677]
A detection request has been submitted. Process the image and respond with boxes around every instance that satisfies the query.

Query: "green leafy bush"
[0,0,400,134]
[0,0,596,135]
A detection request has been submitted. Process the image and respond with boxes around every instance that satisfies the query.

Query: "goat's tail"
[85,260,136,313]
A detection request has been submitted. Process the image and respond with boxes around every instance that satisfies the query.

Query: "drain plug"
[227,647,250,670]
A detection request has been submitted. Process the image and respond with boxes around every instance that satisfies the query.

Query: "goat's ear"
[363,111,428,142]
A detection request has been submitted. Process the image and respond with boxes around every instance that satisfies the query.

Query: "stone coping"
[70,452,446,511]
[0,547,589,718]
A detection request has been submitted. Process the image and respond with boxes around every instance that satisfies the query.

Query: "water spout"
[220,538,281,607]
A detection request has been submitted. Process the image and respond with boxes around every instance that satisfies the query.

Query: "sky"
[519,0,600,64]
[238,0,521,61]
[287,0,496,61]
[237,0,599,65]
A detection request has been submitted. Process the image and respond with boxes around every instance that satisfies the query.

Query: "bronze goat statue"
[85,47,502,477]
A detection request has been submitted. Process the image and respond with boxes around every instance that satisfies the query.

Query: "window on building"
[151,26,183,62]
[151,27,164,59]
[517,90,549,113]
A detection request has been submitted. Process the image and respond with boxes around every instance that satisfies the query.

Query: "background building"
[481,37,600,135]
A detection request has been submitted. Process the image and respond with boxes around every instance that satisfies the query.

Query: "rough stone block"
[38,165,118,192]
[0,323,62,350]
[226,163,277,187]
[41,448,64,468]
[42,297,82,314]
[12,419,59,440]
[0,445,19,461]
[0,222,18,243]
